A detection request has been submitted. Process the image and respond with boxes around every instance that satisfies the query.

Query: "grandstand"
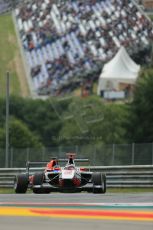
[0,0,21,14]
[11,0,153,96]
[0,0,12,14]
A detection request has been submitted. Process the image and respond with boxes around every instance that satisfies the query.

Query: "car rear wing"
[26,158,90,175]
[26,161,49,175]
[58,158,90,163]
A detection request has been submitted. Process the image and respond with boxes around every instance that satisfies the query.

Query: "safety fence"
[0,165,153,188]
[0,143,153,168]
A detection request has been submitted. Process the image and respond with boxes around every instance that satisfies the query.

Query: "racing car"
[14,153,106,194]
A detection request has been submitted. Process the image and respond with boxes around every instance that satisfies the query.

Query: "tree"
[127,69,153,142]
[9,118,42,148]
[59,96,127,145]
[0,98,6,127]
[9,96,62,146]
[87,103,127,145]
[0,128,5,148]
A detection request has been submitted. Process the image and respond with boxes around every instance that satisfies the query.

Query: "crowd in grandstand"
[0,0,24,14]
[14,0,153,96]
[0,0,12,14]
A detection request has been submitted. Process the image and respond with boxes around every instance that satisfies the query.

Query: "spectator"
[14,0,153,95]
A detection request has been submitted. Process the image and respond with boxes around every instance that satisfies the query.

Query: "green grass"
[149,15,153,21]
[0,188,32,194]
[0,188,14,194]
[107,188,153,193]
[0,13,20,97]
[0,187,153,194]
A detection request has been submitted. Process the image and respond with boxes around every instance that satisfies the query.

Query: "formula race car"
[14,153,106,194]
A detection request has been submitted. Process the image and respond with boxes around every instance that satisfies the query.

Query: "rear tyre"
[14,174,29,194]
[32,173,49,194]
[92,172,106,194]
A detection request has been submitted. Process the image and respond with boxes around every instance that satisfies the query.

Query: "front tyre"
[101,174,106,193]
[92,172,106,194]
[32,172,48,194]
[14,174,29,194]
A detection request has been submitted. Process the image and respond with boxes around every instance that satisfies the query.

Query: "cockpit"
[64,165,75,170]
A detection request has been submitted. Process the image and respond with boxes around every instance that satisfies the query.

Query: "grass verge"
[0,13,29,97]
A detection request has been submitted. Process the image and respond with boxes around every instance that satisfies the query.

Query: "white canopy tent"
[97,46,140,98]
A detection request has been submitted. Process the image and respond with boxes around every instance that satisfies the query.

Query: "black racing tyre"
[92,172,106,194]
[42,188,51,194]
[14,174,29,194]
[101,174,106,193]
[32,172,46,194]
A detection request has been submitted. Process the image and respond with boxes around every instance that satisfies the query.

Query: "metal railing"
[0,143,153,168]
[0,165,153,188]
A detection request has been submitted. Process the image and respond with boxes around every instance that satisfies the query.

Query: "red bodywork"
[45,159,61,172]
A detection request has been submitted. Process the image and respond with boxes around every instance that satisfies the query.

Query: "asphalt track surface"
[0,193,153,230]
[0,192,153,203]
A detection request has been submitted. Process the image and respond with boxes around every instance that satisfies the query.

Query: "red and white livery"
[14,153,106,194]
